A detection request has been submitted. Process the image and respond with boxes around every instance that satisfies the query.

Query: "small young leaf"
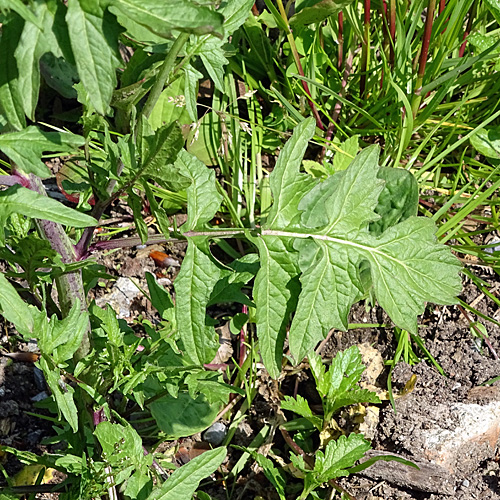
[254,454,286,500]
[147,446,226,500]
[470,126,500,159]
[145,272,174,319]
[66,0,122,115]
[38,301,89,365]
[0,126,84,178]
[39,357,78,432]
[281,395,323,430]
[369,166,418,236]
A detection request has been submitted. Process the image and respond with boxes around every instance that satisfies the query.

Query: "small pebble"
[462,479,470,488]
[203,422,227,445]
[33,367,46,391]
[31,391,49,402]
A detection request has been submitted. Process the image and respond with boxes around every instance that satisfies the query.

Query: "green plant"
[0,0,475,498]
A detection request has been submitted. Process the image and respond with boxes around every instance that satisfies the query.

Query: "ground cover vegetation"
[0,0,499,498]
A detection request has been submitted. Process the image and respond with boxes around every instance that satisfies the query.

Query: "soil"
[1,231,500,499]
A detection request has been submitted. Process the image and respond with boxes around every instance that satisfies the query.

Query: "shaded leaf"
[149,392,221,439]
[291,0,355,25]
[0,14,26,130]
[66,0,122,115]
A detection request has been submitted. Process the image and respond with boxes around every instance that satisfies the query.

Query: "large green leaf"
[0,14,26,130]
[14,0,63,120]
[174,237,220,364]
[175,149,223,231]
[0,185,97,243]
[109,0,224,38]
[0,126,84,178]
[254,124,462,372]
[66,0,122,115]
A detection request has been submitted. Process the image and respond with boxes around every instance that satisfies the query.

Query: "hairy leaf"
[315,433,371,481]
[0,126,84,178]
[147,446,226,500]
[66,0,122,115]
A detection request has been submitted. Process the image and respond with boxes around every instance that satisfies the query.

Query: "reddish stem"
[338,12,343,69]
[239,305,248,366]
[360,0,371,97]
[459,1,476,58]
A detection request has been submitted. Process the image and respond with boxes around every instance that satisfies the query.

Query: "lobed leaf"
[255,123,461,374]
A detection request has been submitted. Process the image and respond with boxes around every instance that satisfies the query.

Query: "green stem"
[141,32,190,120]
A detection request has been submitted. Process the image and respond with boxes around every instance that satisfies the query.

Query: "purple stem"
[0,174,30,187]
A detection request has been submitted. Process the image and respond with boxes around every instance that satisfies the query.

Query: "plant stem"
[338,12,343,69]
[360,0,371,98]
[459,0,477,58]
[141,32,190,120]
[276,0,324,130]
[411,0,436,118]
[389,0,396,67]
[27,175,91,361]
